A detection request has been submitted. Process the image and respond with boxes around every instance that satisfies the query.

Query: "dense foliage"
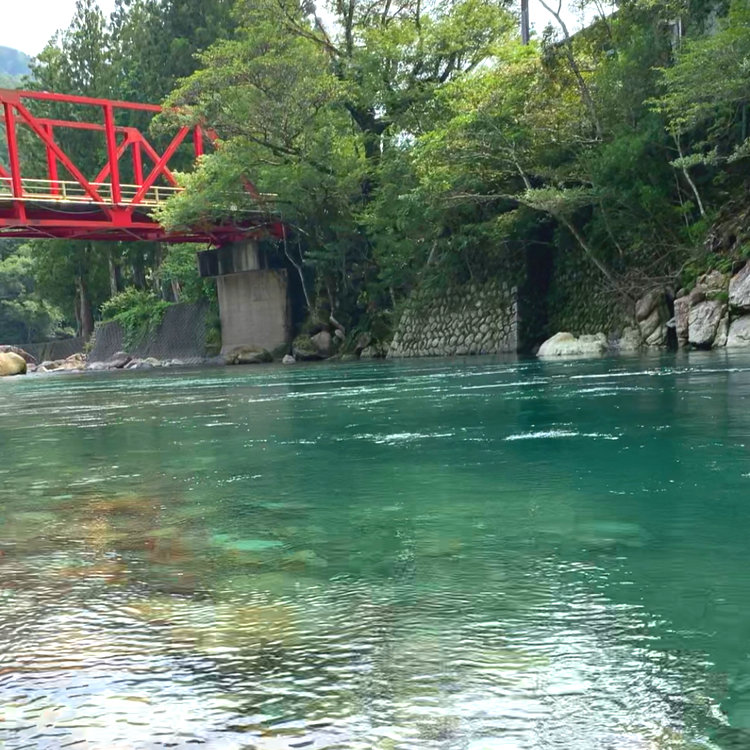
[1,0,750,346]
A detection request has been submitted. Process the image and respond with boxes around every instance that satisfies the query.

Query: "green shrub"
[100,288,170,351]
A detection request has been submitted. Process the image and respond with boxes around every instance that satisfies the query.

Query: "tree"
[157,0,515,322]
[0,243,65,344]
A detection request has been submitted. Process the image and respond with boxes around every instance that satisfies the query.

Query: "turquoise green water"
[1,353,750,749]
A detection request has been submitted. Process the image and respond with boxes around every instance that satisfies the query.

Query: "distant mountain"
[0,46,31,88]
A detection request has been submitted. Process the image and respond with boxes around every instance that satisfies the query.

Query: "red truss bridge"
[0,89,281,244]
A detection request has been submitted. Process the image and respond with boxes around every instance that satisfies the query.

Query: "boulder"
[355,332,373,352]
[729,263,750,311]
[107,351,131,369]
[226,346,273,365]
[86,361,107,371]
[46,353,87,371]
[716,313,729,348]
[0,351,27,376]
[727,316,750,348]
[688,300,725,348]
[699,269,729,293]
[674,295,691,347]
[537,332,607,358]
[615,327,641,353]
[282,354,296,365]
[310,330,332,357]
[635,290,670,347]
[292,334,323,361]
[635,289,662,322]
[0,345,36,364]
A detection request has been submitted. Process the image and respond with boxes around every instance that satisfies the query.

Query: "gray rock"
[674,295,691,346]
[729,263,750,311]
[360,346,376,359]
[688,300,725,348]
[107,351,131,369]
[615,327,641,353]
[86,361,107,371]
[635,289,662,322]
[226,346,273,365]
[727,316,750,347]
[636,291,670,347]
[716,313,729,348]
[282,354,296,364]
[537,332,607,358]
[334,328,345,341]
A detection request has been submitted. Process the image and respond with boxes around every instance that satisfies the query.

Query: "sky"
[0,0,117,55]
[0,0,591,58]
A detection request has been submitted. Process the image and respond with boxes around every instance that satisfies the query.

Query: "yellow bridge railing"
[0,177,183,207]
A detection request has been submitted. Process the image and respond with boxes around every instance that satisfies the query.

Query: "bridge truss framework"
[0,89,279,244]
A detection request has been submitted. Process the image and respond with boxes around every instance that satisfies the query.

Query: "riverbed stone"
[729,263,750,311]
[688,300,725,348]
[726,316,750,347]
[282,354,296,364]
[537,332,607,358]
[0,351,27,376]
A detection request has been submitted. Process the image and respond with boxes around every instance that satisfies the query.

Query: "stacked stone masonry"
[388,282,518,358]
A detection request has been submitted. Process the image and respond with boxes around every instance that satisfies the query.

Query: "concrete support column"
[198,239,290,353]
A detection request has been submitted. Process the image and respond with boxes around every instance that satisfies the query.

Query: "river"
[1,353,750,749]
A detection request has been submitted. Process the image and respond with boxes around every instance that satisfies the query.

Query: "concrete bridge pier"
[197,240,290,354]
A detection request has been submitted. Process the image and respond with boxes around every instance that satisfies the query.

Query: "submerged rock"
[0,351,27,376]
[537,332,607,358]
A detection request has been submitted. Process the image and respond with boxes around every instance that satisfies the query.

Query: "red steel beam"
[103,104,122,203]
[0,88,280,246]
[13,100,111,211]
[10,89,162,112]
[128,126,189,208]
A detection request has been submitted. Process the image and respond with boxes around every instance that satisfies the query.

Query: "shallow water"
[1,352,750,749]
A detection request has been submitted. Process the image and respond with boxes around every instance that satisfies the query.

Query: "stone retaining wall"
[388,281,517,358]
[89,302,209,363]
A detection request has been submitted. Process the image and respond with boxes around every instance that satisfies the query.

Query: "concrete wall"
[216,269,290,353]
[388,281,518,358]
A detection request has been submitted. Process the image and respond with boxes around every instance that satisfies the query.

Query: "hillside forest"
[1,0,749,349]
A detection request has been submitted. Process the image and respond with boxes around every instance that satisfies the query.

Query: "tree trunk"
[108,250,119,297]
[76,276,95,341]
